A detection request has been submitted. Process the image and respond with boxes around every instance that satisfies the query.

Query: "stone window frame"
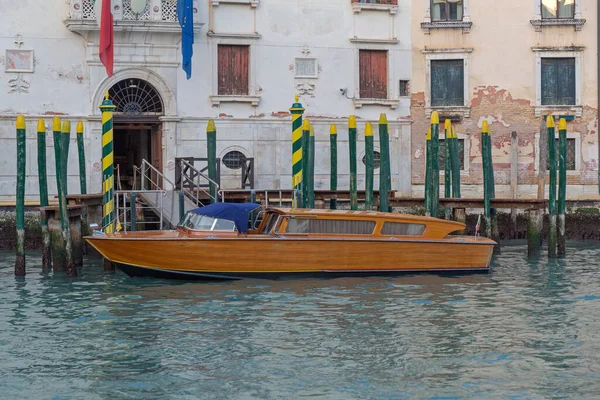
[421,0,472,34]
[352,41,399,109]
[351,0,399,15]
[208,34,261,107]
[533,46,584,117]
[422,48,473,118]
[534,130,581,174]
[530,0,585,31]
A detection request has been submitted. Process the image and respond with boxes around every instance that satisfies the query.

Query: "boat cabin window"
[285,218,376,235]
[381,222,426,236]
[179,213,237,232]
[260,213,280,234]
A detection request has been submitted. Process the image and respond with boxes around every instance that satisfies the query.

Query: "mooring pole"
[51,117,65,272]
[379,114,391,212]
[349,116,358,211]
[487,123,500,249]
[547,115,557,258]
[451,125,461,198]
[76,122,87,195]
[365,122,374,210]
[37,119,52,270]
[60,120,76,277]
[444,119,452,200]
[290,95,305,208]
[482,121,492,239]
[425,126,432,216]
[302,120,310,209]
[558,118,567,255]
[100,92,116,272]
[207,120,217,203]
[308,124,315,208]
[15,115,26,276]
[61,120,71,196]
[330,124,338,210]
[431,112,440,218]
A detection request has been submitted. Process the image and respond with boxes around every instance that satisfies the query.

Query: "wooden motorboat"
[85,203,496,280]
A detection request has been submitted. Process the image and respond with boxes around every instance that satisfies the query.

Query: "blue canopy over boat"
[189,203,261,233]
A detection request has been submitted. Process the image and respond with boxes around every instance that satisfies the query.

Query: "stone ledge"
[421,21,472,34]
[352,3,398,14]
[530,18,586,32]
[353,99,398,109]
[534,105,583,118]
[210,95,261,106]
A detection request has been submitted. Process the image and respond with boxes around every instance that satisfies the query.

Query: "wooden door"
[151,124,163,189]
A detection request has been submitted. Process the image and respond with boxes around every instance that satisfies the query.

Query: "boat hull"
[87,234,495,280]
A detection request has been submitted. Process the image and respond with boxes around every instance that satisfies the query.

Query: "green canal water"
[1,242,600,399]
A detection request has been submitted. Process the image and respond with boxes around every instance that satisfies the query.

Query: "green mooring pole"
[61,119,70,196]
[444,119,452,199]
[308,124,315,208]
[379,114,391,212]
[15,116,26,276]
[425,126,432,216]
[330,124,338,210]
[302,119,311,208]
[290,95,305,208]
[207,120,217,203]
[482,121,492,239]
[547,116,557,258]
[37,119,52,270]
[349,116,358,210]
[58,119,75,277]
[365,122,374,210]
[431,112,440,218]
[76,122,87,195]
[558,118,567,255]
[487,123,500,248]
[450,126,461,198]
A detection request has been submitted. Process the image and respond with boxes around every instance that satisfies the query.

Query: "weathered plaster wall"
[411,0,598,199]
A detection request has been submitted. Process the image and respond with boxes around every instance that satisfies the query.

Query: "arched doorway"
[109,78,164,189]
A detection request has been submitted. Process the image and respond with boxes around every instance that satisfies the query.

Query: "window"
[399,80,410,97]
[355,0,398,4]
[431,0,463,21]
[541,0,574,19]
[362,151,381,169]
[431,60,464,107]
[381,222,426,236]
[546,138,576,170]
[541,58,575,106]
[222,151,247,170]
[218,45,249,96]
[359,50,388,99]
[285,218,376,235]
[438,139,465,170]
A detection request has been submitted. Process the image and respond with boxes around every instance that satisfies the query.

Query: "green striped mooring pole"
[37,119,52,270]
[330,124,338,210]
[100,92,116,234]
[302,119,311,208]
[15,115,26,276]
[207,120,217,203]
[365,122,374,210]
[308,124,315,208]
[379,114,391,213]
[547,116,557,258]
[558,118,567,255]
[76,122,87,195]
[430,112,440,218]
[290,95,305,208]
[481,121,492,238]
[425,126,432,216]
[349,116,358,211]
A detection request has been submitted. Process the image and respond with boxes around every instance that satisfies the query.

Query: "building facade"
[0,0,413,203]
[411,0,598,199]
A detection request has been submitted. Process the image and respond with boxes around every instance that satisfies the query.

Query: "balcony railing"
[71,0,182,22]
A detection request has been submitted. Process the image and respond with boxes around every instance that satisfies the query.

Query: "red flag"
[98,0,114,77]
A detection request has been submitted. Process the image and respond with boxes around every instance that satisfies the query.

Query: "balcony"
[65,0,202,34]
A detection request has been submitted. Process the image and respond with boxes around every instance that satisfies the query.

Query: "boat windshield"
[179,213,237,232]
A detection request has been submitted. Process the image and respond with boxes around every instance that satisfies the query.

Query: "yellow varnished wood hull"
[86,232,495,279]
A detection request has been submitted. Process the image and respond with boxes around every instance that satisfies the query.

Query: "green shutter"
[431,60,464,107]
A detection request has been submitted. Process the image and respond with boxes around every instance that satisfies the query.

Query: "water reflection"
[0,242,600,398]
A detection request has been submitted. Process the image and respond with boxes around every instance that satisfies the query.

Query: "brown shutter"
[359,50,388,99]
[218,45,249,95]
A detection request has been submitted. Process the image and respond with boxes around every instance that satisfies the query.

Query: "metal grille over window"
[222,151,247,170]
[82,0,95,19]
[362,151,381,169]
[547,138,576,170]
[108,79,164,116]
[161,0,178,21]
[438,139,465,170]
[286,219,376,235]
[381,222,426,236]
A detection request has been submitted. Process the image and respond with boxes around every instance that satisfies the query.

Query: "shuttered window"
[541,58,575,106]
[359,50,388,99]
[218,45,249,96]
[438,138,465,170]
[431,59,464,107]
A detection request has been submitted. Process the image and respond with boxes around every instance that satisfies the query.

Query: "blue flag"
[177,0,194,79]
